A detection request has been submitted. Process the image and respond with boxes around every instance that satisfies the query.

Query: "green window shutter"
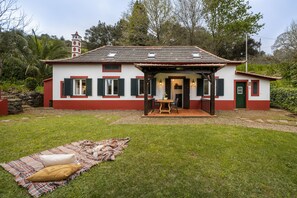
[97,78,105,96]
[197,78,203,96]
[118,78,125,96]
[165,78,171,99]
[151,78,156,96]
[64,78,73,96]
[131,78,138,96]
[216,79,224,96]
[86,78,92,96]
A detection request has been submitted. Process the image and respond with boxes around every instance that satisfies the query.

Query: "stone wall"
[8,99,23,114]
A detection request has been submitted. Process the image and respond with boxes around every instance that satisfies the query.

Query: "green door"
[236,82,246,108]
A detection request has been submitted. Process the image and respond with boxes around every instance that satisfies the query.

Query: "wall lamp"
[191,79,196,86]
[159,79,163,85]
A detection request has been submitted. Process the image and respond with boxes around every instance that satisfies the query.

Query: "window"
[102,64,121,72]
[74,79,86,95]
[203,79,209,95]
[107,52,117,58]
[251,80,259,96]
[148,52,156,59]
[105,79,118,95]
[192,52,201,59]
[138,79,151,95]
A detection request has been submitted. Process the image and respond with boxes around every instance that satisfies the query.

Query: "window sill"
[103,96,120,98]
[202,95,219,98]
[71,95,88,98]
[136,95,153,98]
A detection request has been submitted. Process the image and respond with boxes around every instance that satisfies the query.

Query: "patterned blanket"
[0,138,130,197]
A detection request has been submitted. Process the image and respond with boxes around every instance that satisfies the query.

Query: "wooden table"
[156,99,174,114]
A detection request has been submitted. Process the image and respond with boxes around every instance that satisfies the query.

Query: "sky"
[17,0,297,54]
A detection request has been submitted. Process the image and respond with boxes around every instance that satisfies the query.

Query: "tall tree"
[203,0,263,58]
[128,0,149,45]
[174,0,204,45]
[143,0,172,44]
[84,21,115,50]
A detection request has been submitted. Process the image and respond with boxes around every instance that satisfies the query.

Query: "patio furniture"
[157,99,174,113]
[171,97,179,113]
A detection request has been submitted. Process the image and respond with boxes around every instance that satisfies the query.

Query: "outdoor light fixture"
[191,79,196,86]
[159,79,163,85]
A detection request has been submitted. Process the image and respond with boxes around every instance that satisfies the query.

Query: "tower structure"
[71,32,82,57]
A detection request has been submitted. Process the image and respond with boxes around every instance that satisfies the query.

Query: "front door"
[236,82,246,108]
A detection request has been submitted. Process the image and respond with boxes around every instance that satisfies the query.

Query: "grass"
[0,113,297,197]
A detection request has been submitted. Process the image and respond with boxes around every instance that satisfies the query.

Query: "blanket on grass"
[0,138,130,197]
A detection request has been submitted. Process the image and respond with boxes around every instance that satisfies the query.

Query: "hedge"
[271,87,297,113]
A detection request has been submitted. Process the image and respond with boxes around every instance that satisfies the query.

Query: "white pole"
[245,34,248,72]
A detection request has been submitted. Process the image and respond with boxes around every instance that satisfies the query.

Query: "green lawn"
[0,113,297,197]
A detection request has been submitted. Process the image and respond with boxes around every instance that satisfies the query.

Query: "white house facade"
[44,45,278,115]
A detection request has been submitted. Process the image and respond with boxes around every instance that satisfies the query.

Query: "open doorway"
[171,79,183,108]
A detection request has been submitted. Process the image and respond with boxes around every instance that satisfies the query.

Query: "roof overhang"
[235,71,281,81]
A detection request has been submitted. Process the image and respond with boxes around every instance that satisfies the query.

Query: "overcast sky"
[18,0,297,54]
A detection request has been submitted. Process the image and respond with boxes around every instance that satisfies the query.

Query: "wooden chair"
[171,97,179,113]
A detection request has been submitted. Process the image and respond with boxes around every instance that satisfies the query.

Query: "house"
[43,33,279,115]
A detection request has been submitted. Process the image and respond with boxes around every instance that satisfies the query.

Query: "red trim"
[0,99,8,115]
[248,100,270,110]
[43,78,53,107]
[53,100,144,110]
[251,80,260,96]
[71,95,88,98]
[102,64,121,72]
[202,95,219,99]
[103,96,120,98]
[136,95,153,98]
[136,76,144,79]
[102,76,120,79]
[70,76,88,79]
[60,81,66,98]
[43,77,53,82]
[234,80,249,109]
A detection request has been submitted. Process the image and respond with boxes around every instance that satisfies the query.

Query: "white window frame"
[105,79,119,96]
[73,79,86,96]
[138,79,151,95]
[203,79,210,96]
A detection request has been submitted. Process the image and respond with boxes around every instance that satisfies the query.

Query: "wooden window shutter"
[216,79,224,96]
[151,78,156,96]
[64,78,73,96]
[118,78,125,96]
[97,78,105,96]
[86,79,92,96]
[131,78,138,96]
[197,78,204,96]
[183,78,190,109]
[165,78,171,99]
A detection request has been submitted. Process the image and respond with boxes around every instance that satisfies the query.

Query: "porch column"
[210,72,215,115]
[144,71,149,115]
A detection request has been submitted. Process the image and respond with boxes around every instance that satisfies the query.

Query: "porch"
[146,109,212,118]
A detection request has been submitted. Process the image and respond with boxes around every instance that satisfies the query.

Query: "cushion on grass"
[40,154,77,167]
[26,163,82,182]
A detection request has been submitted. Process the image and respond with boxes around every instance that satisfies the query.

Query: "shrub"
[271,87,297,113]
[25,77,38,91]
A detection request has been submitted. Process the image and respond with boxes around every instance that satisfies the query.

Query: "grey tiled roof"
[44,46,243,65]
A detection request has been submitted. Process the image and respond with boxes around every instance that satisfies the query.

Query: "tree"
[128,0,149,45]
[0,0,29,31]
[143,0,172,44]
[174,0,204,45]
[84,21,115,50]
[273,21,297,61]
[203,0,263,58]
[26,30,70,81]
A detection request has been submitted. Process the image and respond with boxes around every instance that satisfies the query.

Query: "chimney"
[71,31,82,57]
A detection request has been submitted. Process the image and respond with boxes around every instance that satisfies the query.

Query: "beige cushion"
[27,164,82,182]
[40,154,77,167]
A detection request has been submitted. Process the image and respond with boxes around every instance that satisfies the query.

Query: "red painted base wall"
[54,100,144,110]
[53,100,271,111]
[0,99,8,116]
[44,78,53,107]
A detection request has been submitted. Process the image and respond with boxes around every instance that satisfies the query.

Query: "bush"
[271,87,297,113]
[25,77,38,91]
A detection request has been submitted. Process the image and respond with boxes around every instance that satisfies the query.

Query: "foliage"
[144,0,173,44]
[0,80,26,92]
[1,113,297,197]
[84,20,116,50]
[203,0,263,58]
[128,0,149,45]
[24,77,38,91]
[271,87,297,113]
[174,0,204,45]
